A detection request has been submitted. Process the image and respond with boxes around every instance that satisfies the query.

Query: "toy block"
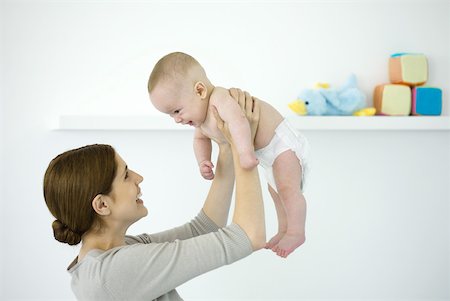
[374,84,411,116]
[412,86,442,116]
[389,53,428,86]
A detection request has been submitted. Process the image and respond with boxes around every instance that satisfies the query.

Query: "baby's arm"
[194,128,215,180]
[212,88,258,169]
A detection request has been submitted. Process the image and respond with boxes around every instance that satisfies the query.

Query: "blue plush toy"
[289,74,374,116]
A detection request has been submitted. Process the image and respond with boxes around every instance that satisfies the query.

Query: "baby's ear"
[194,81,208,99]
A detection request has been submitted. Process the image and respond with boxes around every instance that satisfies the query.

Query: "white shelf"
[56,115,450,131]
[286,116,450,131]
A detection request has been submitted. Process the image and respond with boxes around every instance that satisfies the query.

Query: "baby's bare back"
[253,100,284,150]
[201,90,283,151]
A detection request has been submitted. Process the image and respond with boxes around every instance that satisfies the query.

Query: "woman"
[43,89,265,300]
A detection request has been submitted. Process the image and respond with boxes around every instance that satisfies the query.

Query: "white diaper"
[255,119,310,192]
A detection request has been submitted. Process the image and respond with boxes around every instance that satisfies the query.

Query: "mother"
[43,89,265,300]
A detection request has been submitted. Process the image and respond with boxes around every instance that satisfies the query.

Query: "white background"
[1,0,449,300]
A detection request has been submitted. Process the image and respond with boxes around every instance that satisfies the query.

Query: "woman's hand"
[214,89,265,250]
[211,89,260,147]
[229,88,260,142]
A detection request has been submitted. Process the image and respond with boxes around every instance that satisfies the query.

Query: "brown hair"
[147,51,206,93]
[43,144,117,245]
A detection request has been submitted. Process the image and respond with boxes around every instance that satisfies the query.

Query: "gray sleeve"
[125,210,220,244]
[104,223,253,300]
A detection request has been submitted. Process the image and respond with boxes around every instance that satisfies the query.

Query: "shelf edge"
[55,115,450,131]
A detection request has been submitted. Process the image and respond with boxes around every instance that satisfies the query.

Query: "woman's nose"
[136,173,143,183]
[132,171,143,183]
[174,117,182,123]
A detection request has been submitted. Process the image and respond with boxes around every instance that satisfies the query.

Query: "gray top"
[67,210,253,300]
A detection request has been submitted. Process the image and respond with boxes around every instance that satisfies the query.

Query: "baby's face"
[150,81,209,128]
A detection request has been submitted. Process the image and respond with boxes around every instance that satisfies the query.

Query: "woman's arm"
[201,143,234,227]
[211,87,258,169]
[212,90,266,250]
[138,144,234,243]
[202,89,257,228]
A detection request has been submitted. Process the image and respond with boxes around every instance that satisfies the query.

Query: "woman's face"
[107,153,148,227]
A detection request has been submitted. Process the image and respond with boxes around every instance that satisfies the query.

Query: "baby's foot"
[265,232,285,250]
[273,232,305,258]
[239,152,259,169]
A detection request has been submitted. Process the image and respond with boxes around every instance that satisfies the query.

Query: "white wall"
[1,0,449,300]
[1,0,6,295]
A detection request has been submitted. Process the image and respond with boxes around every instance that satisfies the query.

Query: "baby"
[148,52,310,258]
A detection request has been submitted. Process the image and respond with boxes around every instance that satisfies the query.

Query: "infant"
[148,52,310,258]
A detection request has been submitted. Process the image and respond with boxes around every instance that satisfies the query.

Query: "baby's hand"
[199,160,215,180]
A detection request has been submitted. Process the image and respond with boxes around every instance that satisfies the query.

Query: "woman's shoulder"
[69,240,146,271]
[67,248,105,273]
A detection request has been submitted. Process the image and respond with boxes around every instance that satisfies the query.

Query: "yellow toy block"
[373,84,411,116]
[389,53,428,86]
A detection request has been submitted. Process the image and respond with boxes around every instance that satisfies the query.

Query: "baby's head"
[148,52,213,127]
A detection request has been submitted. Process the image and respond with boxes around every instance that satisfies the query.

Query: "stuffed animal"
[289,74,375,116]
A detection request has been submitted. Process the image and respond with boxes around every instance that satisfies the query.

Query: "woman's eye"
[174,109,180,114]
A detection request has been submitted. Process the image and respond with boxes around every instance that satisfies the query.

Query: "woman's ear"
[194,81,208,99]
[92,195,111,216]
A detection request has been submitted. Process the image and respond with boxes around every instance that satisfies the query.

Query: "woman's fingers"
[249,97,260,141]
[252,97,260,122]
[226,88,260,142]
[230,87,254,117]
[244,91,252,116]
[229,88,239,102]
[229,88,245,111]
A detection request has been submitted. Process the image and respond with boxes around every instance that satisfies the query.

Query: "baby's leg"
[272,150,306,258]
[227,117,258,169]
[266,185,288,250]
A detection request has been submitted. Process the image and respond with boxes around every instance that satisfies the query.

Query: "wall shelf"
[56,115,450,131]
[286,116,450,131]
